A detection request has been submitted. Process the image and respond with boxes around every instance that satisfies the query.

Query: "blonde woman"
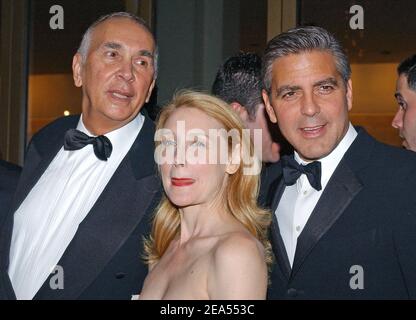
[139,91,271,300]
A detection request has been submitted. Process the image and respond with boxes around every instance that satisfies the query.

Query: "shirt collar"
[294,123,357,190]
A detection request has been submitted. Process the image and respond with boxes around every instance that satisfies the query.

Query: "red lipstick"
[171,178,195,186]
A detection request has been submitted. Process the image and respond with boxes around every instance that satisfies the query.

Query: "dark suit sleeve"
[0,161,22,226]
[393,169,416,298]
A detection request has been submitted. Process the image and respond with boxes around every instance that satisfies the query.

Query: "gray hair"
[262,26,351,94]
[77,12,158,79]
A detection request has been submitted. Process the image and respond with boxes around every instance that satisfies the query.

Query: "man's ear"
[72,53,83,88]
[346,79,353,111]
[226,143,241,175]
[262,89,277,123]
[230,102,249,122]
[145,79,156,103]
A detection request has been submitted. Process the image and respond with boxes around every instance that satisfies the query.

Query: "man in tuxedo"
[0,12,161,300]
[260,26,416,299]
[392,54,416,151]
[212,52,281,163]
[0,159,21,223]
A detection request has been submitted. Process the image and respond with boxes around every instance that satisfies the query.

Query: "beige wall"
[350,63,397,114]
[28,73,82,139]
[350,63,401,147]
[267,0,296,40]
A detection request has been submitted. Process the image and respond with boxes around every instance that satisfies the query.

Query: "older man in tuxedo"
[0,12,161,300]
[260,26,416,299]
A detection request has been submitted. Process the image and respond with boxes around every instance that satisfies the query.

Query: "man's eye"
[398,101,407,110]
[319,85,334,93]
[135,59,149,67]
[282,91,296,100]
[106,51,118,58]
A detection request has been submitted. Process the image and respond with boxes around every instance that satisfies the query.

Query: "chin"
[106,103,140,118]
[297,147,330,161]
[107,109,134,120]
[166,194,194,208]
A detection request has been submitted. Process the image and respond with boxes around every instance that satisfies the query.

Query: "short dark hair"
[212,52,263,119]
[262,26,351,95]
[397,54,416,91]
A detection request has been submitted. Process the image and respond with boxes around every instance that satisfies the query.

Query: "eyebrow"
[313,77,339,87]
[275,77,339,97]
[276,85,302,97]
[102,42,154,60]
[103,42,122,50]
[138,49,154,59]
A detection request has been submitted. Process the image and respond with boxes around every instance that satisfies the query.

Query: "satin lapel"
[291,161,363,279]
[269,174,292,280]
[35,116,160,299]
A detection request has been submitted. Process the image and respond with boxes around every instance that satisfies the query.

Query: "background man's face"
[245,103,280,163]
[392,74,416,151]
[72,18,156,134]
[263,51,352,161]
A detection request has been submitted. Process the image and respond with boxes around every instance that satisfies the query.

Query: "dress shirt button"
[287,288,298,297]
[303,190,308,195]
[115,272,126,279]
[296,226,301,232]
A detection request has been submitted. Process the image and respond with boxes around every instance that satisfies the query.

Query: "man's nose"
[300,92,320,117]
[392,109,404,129]
[118,60,135,82]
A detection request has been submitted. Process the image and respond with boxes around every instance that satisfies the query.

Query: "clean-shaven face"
[392,74,416,151]
[263,51,352,161]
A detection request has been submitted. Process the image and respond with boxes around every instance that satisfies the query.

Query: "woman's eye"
[162,140,176,147]
[192,140,206,148]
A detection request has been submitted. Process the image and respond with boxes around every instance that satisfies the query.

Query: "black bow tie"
[63,129,113,161]
[281,155,322,191]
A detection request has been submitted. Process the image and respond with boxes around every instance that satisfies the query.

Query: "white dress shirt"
[276,123,357,267]
[8,113,144,300]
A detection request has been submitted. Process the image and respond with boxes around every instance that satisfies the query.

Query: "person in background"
[392,54,416,151]
[212,52,282,164]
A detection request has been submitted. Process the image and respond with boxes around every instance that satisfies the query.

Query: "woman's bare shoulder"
[207,231,267,299]
[214,231,265,261]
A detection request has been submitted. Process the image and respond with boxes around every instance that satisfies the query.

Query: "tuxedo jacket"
[0,114,162,300]
[260,128,416,299]
[0,160,21,226]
